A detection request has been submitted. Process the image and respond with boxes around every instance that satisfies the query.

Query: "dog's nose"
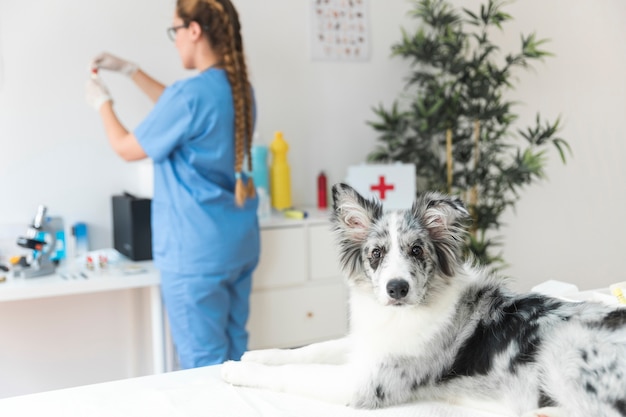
[386,279,409,299]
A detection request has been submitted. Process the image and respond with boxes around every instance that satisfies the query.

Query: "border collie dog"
[222,183,626,417]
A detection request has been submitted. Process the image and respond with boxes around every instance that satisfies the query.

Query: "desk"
[0,365,504,417]
[0,209,345,393]
[0,261,165,374]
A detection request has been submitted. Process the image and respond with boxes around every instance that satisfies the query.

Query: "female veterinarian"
[85,0,259,369]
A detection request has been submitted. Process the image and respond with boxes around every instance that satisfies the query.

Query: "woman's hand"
[91,52,138,77]
[85,77,112,111]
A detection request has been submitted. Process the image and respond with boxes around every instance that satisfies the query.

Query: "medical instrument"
[14,205,65,278]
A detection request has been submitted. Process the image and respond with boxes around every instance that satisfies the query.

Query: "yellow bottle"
[269,131,292,210]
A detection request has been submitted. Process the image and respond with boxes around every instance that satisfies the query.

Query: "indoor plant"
[367,0,570,267]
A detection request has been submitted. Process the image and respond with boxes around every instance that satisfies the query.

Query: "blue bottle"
[251,145,269,193]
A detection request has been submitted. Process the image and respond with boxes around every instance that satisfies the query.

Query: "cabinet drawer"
[248,282,348,349]
[308,224,342,281]
[254,227,307,289]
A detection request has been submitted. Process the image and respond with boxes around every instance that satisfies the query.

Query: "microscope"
[14,205,65,278]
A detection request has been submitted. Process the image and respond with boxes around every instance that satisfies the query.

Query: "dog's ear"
[418,194,470,240]
[414,192,470,276]
[331,183,382,241]
[331,183,382,278]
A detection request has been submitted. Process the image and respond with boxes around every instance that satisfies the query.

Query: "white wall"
[480,0,626,290]
[0,0,625,397]
[0,0,413,397]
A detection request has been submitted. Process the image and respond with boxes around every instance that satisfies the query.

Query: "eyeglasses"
[166,23,189,41]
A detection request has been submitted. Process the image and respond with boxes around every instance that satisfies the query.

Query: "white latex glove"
[85,77,112,111]
[91,52,138,77]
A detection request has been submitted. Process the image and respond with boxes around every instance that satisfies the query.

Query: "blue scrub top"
[134,68,259,274]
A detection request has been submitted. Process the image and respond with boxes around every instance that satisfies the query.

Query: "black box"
[112,193,152,261]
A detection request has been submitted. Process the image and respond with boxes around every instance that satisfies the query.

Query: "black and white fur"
[222,183,626,417]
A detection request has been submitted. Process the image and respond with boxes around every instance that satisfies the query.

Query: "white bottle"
[256,187,271,221]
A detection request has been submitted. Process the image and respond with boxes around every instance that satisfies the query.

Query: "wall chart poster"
[311,0,370,62]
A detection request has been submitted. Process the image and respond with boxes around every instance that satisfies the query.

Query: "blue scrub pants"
[160,258,258,369]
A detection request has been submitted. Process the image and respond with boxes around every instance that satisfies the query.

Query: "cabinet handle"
[306,311,314,318]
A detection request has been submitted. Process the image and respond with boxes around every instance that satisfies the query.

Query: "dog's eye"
[369,247,384,270]
[411,245,423,258]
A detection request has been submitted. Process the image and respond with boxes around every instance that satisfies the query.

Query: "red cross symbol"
[370,176,394,199]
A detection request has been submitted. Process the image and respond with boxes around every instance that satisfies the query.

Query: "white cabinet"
[252,227,307,289]
[248,210,349,349]
[309,224,341,281]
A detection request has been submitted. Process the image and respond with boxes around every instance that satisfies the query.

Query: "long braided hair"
[176,0,255,207]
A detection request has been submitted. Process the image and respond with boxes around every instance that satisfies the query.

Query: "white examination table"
[0,364,505,417]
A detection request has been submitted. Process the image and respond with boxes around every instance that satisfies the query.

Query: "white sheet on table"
[0,365,507,417]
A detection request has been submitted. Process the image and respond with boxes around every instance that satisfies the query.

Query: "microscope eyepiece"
[32,205,47,229]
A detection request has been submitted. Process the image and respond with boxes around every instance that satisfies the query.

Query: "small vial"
[98,254,108,269]
[86,255,95,271]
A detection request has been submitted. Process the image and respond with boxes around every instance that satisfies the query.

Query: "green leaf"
[552,138,572,163]
[521,33,554,60]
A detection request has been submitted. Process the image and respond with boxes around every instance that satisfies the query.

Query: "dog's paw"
[221,360,252,386]
[351,397,381,410]
[241,348,289,365]
[221,360,282,391]
[521,407,567,417]
[350,388,385,410]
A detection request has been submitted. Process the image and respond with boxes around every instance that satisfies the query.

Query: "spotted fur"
[222,183,626,417]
